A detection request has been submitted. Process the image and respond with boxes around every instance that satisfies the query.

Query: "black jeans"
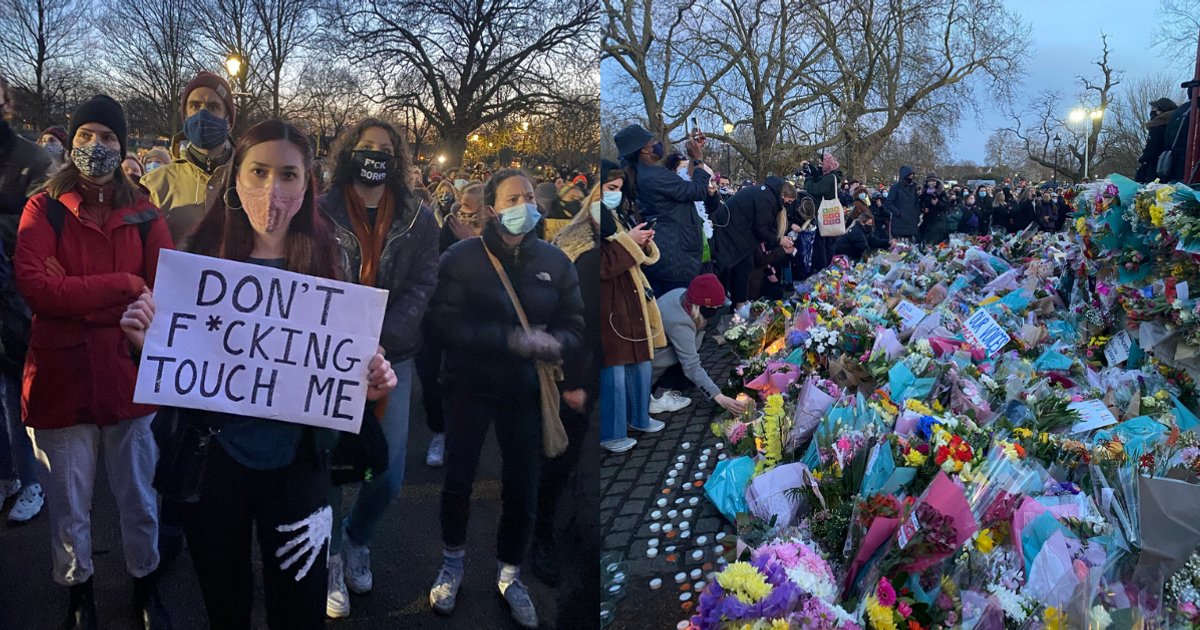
[534,392,592,542]
[723,253,754,304]
[181,438,330,630]
[415,333,445,434]
[440,391,542,565]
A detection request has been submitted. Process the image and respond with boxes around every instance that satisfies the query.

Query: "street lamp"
[722,122,734,180]
[1068,107,1104,180]
[437,155,446,166]
[225,54,244,80]
[1053,134,1061,188]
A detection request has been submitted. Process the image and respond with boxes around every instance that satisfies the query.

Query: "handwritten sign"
[1104,330,1132,366]
[1069,400,1119,434]
[893,300,926,330]
[897,510,920,548]
[134,250,388,433]
[961,308,1011,358]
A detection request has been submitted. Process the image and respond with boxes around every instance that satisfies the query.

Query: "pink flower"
[877,577,897,607]
[1181,601,1199,619]
[897,601,912,618]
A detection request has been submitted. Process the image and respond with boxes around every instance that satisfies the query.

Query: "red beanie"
[180,71,236,128]
[686,273,726,308]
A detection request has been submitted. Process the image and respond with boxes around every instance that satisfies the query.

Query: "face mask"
[651,142,664,159]
[455,211,482,229]
[589,200,602,223]
[71,143,122,178]
[602,190,622,209]
[183,109,229,150]
[236,180,305,234]
[882,191,888,198]
[858,193,868,202]
[454,178,469,188]
[699,306,722,320]
[677,166,688,178]
[351,150,392,187]
[979,190,986,198]
[42,142,63,156]
[145,161,164,172]
[926,186,936,194]
[967,200,974,206]
[497,202,541,235]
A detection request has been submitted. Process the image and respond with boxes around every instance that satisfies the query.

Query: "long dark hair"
[326,118,413,198]
[187,119,339,280]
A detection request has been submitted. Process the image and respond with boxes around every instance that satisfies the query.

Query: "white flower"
[1090,605,1112,630]
[987,585,1029,623]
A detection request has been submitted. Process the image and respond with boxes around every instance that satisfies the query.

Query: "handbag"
[483,245,569,458]
[817,177,847,237]
[150,407,217,503]
[330,404,390,485]
[1157,111,1188,180]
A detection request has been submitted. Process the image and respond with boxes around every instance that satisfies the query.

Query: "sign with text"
[893,300,926,330]
[961,308,1011,358]
[1104,330,1132,366]
[1069,400,1119,434]
[133,250,388,433]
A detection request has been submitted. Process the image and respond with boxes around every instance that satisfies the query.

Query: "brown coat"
[601,229,666,367]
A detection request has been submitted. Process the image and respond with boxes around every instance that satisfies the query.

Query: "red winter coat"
[14,186,173,429]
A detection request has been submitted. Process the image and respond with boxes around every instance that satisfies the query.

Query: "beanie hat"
[180,71,236,128]
[41,126,68,146]
[822,153,839,173]
[141,147,172,166]
[685,273,726,309]
[68,95,128,156]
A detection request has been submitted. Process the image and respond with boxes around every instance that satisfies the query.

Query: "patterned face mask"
[455,211,483,228]
[71,143,122,178]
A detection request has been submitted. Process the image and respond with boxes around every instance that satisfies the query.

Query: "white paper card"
[1069,400,1119,433]
[1104,330,1132,366]
[134,250,389,434]
[1179,282,1190,303]
[961,308,1011,357]
[894,299,927,330]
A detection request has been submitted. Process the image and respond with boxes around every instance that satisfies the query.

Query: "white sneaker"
[629,419,666,433]
[649,391,692,414]
[343,532,373,594]
[0,478,20,503]
[426,433,446,467]
[8,483,42,523]
[430,566,463,615]
[326,553,350,618]
[600,438,637,453]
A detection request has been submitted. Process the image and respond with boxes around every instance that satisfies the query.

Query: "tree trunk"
[439,128,469,168]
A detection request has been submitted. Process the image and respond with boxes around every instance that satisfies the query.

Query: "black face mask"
[699,306,723,320]
[351,150,393,187]
[650,142,665,160]
[564,199,583,215]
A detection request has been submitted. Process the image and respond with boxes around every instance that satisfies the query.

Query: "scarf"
[343,186,396,287]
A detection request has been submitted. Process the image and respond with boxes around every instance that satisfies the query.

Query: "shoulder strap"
[482,243,532,333]
[45,197,67,239]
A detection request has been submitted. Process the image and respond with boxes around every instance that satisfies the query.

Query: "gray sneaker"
[499,578,538,628]
[429,566,462,615]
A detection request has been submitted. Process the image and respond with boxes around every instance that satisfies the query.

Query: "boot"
[133,572,173,630]
[529,536,561,587]
[60,578,98,630]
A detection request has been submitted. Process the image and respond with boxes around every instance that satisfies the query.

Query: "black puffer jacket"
[885,166,920,238]
[0,122,52,256]
[634,162,710,284]
[1164,103,1191,182]
[709,191,756,275]
[431,221,584,400]
[749,176,789,248]
[832,220,888,261]
[1137,108,1177,183]
[319,186,441,363]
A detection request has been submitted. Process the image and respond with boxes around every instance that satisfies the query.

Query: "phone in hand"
[643,217,658,231]
[691,118,701,141]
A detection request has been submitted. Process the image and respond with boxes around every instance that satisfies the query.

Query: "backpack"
[45,196,153,243]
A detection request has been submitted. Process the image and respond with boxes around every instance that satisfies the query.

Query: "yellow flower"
[769,620,790,630]
[905,399,934,416]
[904,449,927,467]
[1044,607,1066,630]
[1156,390,1169,401]
[1013,427,1033,440]
[1076,216,1087,234]
[717,562,772,604]
[975,528,996,554]
[865,595,898,630]
[932,399,945,413]
[1150,203,1165,227]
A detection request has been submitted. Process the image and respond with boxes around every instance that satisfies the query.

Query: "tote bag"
[817,177,847,237]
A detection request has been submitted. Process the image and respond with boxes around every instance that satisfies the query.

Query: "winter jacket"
[430,221,584,400]
[635,162,710,285]
[957,202,984,234]
[832,220,888,261]
[991,198,1013,234]
[552,216,602,392]
[885,166,920,238]
[15,187,173,429]
[1136,108,1177,183]
[0,123,52,257]
[1165,103,1191,182]
[140,144,232,246]
[709,193,757,275]
[1035,201,1057,232]
[746,176,789,248]
[601,222,666,367]
[972,194,993,235]
[918,177,953,244]
[319,186,440,364]
[870,200,892,238]
[1012,200,1036,232]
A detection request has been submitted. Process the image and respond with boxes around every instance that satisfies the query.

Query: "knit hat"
[601,159,623,183]
[180,71,236,128]
[68,95,128,156]
[614,124,654,159]
[142,147,171,166]
[40,126,67,146]
[822,153,840,173]
[685,273,726,308]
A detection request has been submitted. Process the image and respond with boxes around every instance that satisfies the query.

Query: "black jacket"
[430,221,584,400]
[918,178,952,244]
[885,166,920,237]
[0,123,52,257]
[1012,199,1036,232]
[805,169,842,202]
[749,176,788,248]
[1165,103,1191,182]
[634,162,710,284]
[832,221,888,261]
[319,186,441,363]
[710,193,757,274]
[1035,201,1057,232]
[1137,109,1177,183]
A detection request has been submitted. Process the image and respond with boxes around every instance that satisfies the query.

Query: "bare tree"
[291,60,367,155]
[250,0,317,119]
[984,129,1026,176]
[329,0,598,166]
[1154,0,1200,73]
[191,0,269,132]
[102,0,199,139]
[1100,72,1185,178]
[0,0,93,129]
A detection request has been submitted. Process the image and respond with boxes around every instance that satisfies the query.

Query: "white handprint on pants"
[275,505,332,582]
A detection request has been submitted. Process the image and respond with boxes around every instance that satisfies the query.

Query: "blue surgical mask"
[651,142,664,159]
[858,193,868,202]
[498,202,542,235]
[979,190,987,198]
[183,109,229,150]
[602,190,622,209]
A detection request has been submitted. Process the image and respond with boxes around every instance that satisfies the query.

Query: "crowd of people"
[600,122,1084,453]
[0,69,597,629]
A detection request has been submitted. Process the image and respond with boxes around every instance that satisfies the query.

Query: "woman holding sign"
[317,118,439,619]
[120,119,398,630]
[14,95,175,630]
[427,168,584,628]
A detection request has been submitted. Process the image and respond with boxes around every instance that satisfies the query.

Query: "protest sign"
[1104,330,1132,366]
[893,299,926,330]
[1068,400,1119,433]
[961,308,1011,358]
[133,250,389,433]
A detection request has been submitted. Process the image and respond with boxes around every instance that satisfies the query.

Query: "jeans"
[440,391,541,565]
[182,438,330,630]
[0,372,37,484]
[415,327,445,434]
[27,414,160,585]
[600,362,652,442]
[331,358,413,552]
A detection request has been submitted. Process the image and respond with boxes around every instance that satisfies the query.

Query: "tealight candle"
[674,572,687,583]
[667,509,678,518]
[650,578,663,590]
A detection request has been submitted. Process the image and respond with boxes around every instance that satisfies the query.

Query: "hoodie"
[885,165,919,237]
